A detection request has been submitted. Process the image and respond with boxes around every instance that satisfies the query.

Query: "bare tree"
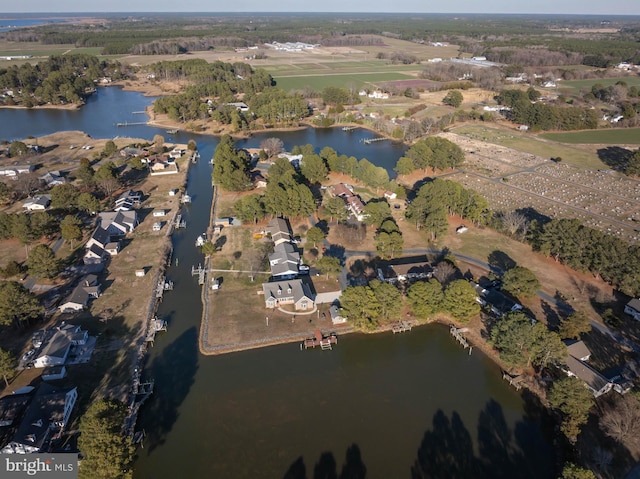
[501,210,529,238]
[599,393,640,447]
[15,173,41,198]
[259,138,284,158]
[433,261,457,286]
[98,177,120,197]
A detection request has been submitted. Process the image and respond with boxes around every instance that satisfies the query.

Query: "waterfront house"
[565,340,592,362]
[33,323,88,368]
[0,384,77,454]
[58,275,101,313]
[262,279,315,311]
[99,210,138,236]
[624,298,640,321]
[564,355,613,398]
[115,189,142,211]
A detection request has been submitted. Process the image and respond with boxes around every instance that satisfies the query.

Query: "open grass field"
[558,76,640,94]
[273,71,414,92]
[453,123,606,169]
[540,128,640,145]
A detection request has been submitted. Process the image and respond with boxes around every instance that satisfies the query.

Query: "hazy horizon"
[2,0,640,15]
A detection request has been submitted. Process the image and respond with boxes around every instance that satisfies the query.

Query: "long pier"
[450,326,472,354]
[116,121,148,127]
[192,264,206,285]
[363,137,387,145]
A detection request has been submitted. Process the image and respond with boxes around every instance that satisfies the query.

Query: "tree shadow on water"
[282,444,366,479]
[412,401,554,479]
[139,326,199,453]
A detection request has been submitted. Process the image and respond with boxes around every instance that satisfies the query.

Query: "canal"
[0,87,554,478]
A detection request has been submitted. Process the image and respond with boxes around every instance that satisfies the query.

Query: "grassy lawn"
[558,76,640,94]
[453,124,606,169]
[274,72,414,92]
[540,128,640,145]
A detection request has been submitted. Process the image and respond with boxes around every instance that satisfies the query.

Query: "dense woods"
[0,54,122,106]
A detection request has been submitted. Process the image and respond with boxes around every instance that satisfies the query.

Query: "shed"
[135,269,146,277]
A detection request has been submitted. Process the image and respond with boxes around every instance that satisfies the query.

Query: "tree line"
[497,89,599,131]
[0,54,123,107]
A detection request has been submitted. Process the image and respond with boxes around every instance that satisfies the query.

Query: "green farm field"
[274,72,413,92]
[453,124,606,169]
[558,76,640,94]
[540,128,640,145]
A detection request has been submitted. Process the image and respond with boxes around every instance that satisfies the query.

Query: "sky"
[3,0,640,15]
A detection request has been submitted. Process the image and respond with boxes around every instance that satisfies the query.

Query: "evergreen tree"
[78,399,134,479]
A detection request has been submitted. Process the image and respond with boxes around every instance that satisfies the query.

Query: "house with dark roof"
[83,243,106,265]
[331,183,353,198]
[0,394,31,427]
[624,298,640,321]
[39,171,65,187]
[114,190,142,211]
[565,340,591,362]
[33,323,88,368]
[565,356,613,398]
[22,195,51,211]
[58,276,101,313]
[266,217,292,246]
[99,210,138,236]
[262,279,314,310]
[269,243,300,279]
[0,384,77,454]
[472,283,522,317]
[85,226,111,252]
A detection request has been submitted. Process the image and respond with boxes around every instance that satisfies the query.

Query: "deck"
[301,329,338,350]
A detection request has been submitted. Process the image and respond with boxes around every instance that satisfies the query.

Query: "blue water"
[0,87,554,478]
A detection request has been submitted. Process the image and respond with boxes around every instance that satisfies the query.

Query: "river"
[0,87,554,478]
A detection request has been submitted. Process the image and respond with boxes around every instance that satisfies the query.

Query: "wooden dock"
[174,214,186,229]
[155,276,174,298]
[124,380,154,438]
[301,329,338,350]
[363,137,387,145]
[450,326,472,354]
[191,264,206,285]
[391,320,413,333]
[503,371,524,390]
[116,121,148,127]
[145,317,167,345]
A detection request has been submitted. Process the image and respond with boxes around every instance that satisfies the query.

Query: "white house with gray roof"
[262,279,314,311]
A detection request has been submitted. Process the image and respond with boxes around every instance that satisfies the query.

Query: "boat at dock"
[195,233,206,247]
